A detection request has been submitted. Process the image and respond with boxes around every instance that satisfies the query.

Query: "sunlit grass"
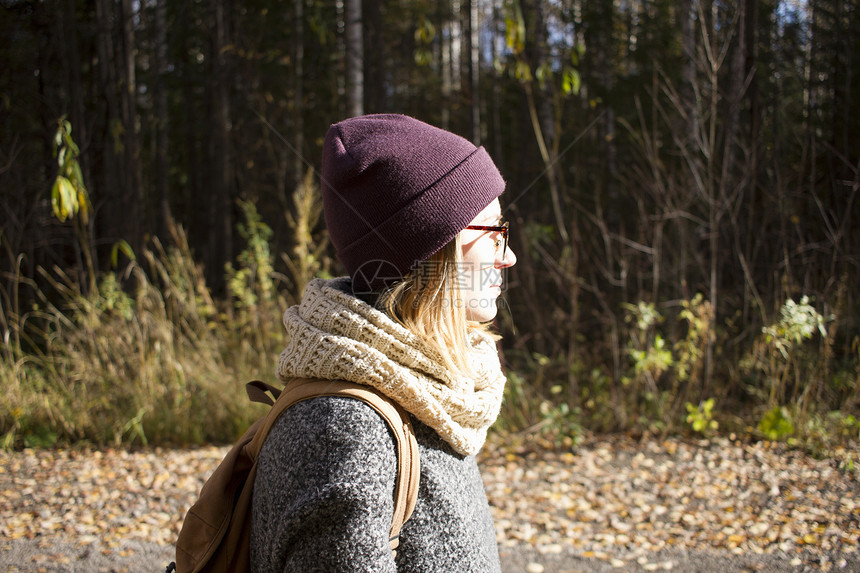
[0,223,282,448]
[0,176,332,449]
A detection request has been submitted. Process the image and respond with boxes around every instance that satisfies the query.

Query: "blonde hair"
[377,236,499,379]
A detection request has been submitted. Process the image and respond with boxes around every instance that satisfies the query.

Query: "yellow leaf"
[58,176,78,219]
[51,178,65,221]
[51,177,78,222]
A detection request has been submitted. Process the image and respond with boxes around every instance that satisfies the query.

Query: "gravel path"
[1,435,858,572]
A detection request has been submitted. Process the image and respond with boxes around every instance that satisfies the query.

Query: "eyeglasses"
[464,220,509,259]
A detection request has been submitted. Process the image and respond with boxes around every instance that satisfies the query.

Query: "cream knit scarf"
[276,278,506,456]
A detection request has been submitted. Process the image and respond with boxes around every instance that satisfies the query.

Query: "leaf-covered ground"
[484,435,859,571]
[0,435,857,572]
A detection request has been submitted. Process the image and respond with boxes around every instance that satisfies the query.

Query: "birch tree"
[345,0,364,117]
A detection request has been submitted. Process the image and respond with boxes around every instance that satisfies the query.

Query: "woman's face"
[458,199,517,322]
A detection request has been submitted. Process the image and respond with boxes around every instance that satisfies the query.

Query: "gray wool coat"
[250,394,502,573]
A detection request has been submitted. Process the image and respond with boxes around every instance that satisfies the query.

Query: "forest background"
[0,0,858,453]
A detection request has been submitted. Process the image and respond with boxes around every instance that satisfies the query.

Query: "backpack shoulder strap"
[174,378,419,573]
[253,378,420,553]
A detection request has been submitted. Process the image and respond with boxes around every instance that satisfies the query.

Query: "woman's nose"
[497,246,516,268]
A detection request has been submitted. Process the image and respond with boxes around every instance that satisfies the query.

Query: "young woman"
[251,114,516,572]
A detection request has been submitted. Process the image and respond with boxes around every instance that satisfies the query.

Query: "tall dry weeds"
[0,199,325,447]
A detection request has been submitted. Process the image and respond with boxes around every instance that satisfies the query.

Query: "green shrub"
[758,405,795,441]
[741,296,835,423]
[686,398,718,436]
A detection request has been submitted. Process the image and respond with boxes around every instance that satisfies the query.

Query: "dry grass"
[0,224,283,448]
[0,179,332,449]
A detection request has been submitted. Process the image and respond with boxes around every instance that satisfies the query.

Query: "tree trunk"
[61,0,97,284]
[724,0,746,192]
[743,0,761,325]
[345,0,364,117]
[62,0,88,190]
[177,5,203,255]
[153,0,172,238]
[450,0,463,96]
[294,0,305,188]
[95,0,122,244]
[525,0,566,241]
[364,0,384,112]
[679,0,698,150]
[441,24,450,129]
[336,0,346,117]
[119,0,144,251]
[531,0,554,152]
[468,0,481,144]
[490,0,503,163]
[211,0,233,284]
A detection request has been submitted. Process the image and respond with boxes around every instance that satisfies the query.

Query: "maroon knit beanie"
[321,114,505,294]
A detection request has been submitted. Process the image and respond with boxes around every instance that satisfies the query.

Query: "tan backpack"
[167,378,420,573]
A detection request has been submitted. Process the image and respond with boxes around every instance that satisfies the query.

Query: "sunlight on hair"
[377,237,500,381]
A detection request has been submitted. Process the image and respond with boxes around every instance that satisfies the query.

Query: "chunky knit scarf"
[276,278,507,456]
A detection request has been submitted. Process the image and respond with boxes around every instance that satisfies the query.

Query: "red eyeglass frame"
[463,220,509,259]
